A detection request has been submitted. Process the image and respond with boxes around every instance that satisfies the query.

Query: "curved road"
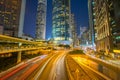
[31,50,68,80]
[0,50,68,80]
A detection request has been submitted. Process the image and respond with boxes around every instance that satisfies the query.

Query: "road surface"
[30,50,68,80]
[66,55,111,80]
[0,50,68,80]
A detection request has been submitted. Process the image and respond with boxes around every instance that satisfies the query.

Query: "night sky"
[23,0,88,39]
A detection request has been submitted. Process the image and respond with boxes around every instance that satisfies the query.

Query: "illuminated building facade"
[81,30,89,45]
[109,0,120,49]
[70,14,78,46]
[80,27,87,38]
[0,0,22,37]
[36,0,47,40]
[93,0,120,51]
[52,0,71,44]
[18,0,26,37]
[88,0,96,46]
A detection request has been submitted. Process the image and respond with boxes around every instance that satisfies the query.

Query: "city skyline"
[24,0,88,39]
[1,1,120,80]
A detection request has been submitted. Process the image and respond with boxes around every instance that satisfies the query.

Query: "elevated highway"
[0,35,49,63]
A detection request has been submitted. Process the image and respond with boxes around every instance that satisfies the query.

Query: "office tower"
[80,26,87,38]
[108,0,120,50]
[70,14,78,46]
[0,0,22,37]
[36,0,47,40]
[93,0,120,51]
[81,30,89,45]
[88,0,95,46]
[18,0,26,37]
[52,0,71,44]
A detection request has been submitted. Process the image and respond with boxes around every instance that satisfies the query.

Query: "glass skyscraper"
[88,0,95,46]
[52,0,71,44]
[36,0,47,40]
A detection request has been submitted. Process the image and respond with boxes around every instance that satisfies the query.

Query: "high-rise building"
[18,0,26,37]
[80,30,89,45]
[36,0,47,40]
[0,0,22,37]
[93,0,120,51]
[70,14,78,46]
[108,0,120,49]
[88,0,96,46]
[80,26,87,38]
[52,0,71,44]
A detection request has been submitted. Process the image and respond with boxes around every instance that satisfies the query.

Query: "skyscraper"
[88,0,95,46]
[0,0,22,37]
[70,14,78,46]
[80,26,87,38]
[18,0,26,37]
[52,0,71,44]
[93,0,120,51]
[36,0,47,40]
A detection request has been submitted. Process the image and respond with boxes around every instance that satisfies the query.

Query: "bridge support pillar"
[17,51,22,63]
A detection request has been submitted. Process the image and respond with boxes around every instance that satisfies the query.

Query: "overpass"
[0,35,49,63]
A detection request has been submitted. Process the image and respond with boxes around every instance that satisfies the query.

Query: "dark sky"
[23,0,88,39]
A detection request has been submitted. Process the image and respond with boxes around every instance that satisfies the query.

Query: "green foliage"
[64,45,70,48]
[69,50,85,54]
[58,44,64,47]
[58,44,71,49]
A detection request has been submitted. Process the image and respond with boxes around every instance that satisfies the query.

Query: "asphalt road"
[1,50,111,80]
[70,55,111,80]
[0,50,68,80]
[31,50,68,80]
[0,55,47,80]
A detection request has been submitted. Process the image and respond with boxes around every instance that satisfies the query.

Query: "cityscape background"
[0,0,120,51]
[0,0,120,80]
[24,0,88,39]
